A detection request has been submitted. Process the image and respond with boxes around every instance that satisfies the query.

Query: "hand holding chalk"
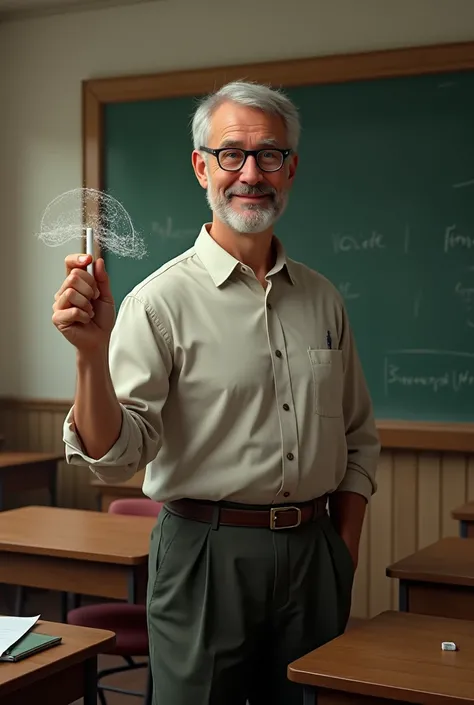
[51,253,116,352]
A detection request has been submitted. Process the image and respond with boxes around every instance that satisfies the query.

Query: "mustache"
[225,184,277,200]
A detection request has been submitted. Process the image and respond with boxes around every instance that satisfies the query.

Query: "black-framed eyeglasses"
[200,146,292,173]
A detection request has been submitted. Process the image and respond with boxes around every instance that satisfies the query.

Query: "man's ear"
[288,153,298,185]
[192,150,208,189]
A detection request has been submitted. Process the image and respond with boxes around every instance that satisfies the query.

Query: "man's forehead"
[209,101,286,144]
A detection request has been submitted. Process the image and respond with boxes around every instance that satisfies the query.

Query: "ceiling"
[0,0,160,21]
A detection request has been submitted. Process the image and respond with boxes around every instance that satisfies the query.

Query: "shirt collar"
[195,224,296,288]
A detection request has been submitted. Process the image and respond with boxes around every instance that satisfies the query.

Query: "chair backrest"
[108,497,163,518]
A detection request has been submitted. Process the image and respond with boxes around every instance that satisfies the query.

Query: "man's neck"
[208,219,275,284]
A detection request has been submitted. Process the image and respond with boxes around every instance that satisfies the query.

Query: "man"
[54,80,380,705]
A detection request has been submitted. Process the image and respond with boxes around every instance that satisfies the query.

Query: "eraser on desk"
[441,641,457,651]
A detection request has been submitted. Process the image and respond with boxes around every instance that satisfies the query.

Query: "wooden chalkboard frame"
[82,40,474,453]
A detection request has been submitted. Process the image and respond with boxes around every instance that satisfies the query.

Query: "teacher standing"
[53,79,380,705]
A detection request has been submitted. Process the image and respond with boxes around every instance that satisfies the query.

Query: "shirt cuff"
[63,405,139,483]
[336,464,375,501]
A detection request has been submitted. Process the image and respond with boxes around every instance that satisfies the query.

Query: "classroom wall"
[1,0,474,398]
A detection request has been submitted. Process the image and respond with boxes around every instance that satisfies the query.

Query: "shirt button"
[241,265,247,273]
[283,492,290,498]
[283,403,290,411]
[275,350,282,358]
[286,452,294,461]
[267,302,272,310]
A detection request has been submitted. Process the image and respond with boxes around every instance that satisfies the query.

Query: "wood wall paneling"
[351,449,474,618]
[0,398,95,510]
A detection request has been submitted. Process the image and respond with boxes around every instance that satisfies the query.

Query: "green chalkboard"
[103,70,474,423]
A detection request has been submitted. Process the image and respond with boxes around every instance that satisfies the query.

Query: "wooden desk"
[288,610,474,704]
[0,618,114,705]
[91,469,145,512]
[0,452,63,510]
[452,501,474,538]
[386,537,474,619]
[0,506,156,617]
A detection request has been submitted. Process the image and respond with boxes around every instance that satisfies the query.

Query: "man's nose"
[238,155,263,185]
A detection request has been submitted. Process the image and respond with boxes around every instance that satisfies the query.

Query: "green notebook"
[0,632,62,662]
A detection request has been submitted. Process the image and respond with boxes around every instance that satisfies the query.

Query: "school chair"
[67,497,163,705]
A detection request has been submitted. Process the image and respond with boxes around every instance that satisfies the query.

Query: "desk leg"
[399,581,409,612]
[303,686,317,705]
[14,586,25,616]
[460,521,468,538]
[128,569,137,603]
[83,655,98,705]
[48,465,57,506]
[60,592,82,622]
[61,591,69,622]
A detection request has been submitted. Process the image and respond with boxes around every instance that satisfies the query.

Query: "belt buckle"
[270,506,302,530]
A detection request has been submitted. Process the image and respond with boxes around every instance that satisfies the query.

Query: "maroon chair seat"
[108,498,164,517]
[68,603,148,656]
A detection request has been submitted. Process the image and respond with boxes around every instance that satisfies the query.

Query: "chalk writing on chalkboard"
[454,282,474,302]
[332,231,385,254]
[338,282,360,301]
[452,178,474,189]
[444,224,474,252]
[454,281,474,328]
[151,217,196,241]
[413,290,422,319]
[383,350,474,397]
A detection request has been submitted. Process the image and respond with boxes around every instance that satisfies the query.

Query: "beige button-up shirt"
[64,224,380,505]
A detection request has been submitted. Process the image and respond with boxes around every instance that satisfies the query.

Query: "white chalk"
[441,641,457,651]
[85,227,94,276]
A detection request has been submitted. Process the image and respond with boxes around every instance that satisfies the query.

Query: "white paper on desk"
[0,614,40,656]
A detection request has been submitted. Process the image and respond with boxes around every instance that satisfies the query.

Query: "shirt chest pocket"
[307,349,344,418]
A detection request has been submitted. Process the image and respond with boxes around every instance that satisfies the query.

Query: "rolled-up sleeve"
[336,303,380,500]
[63,294,173,484]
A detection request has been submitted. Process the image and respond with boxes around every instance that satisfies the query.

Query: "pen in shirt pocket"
[326,330,332,349]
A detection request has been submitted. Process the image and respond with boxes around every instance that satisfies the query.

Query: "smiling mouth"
[232,194,269,200]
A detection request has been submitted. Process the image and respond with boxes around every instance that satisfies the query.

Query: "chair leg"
[98,686,108,705]
[144,662,153,705]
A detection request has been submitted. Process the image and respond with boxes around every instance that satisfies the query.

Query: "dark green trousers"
[147,505,354,705]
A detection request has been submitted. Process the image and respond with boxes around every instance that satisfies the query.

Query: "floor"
[1,586,364,704]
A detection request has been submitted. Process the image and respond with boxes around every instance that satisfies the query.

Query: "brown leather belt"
[165,496,328,530]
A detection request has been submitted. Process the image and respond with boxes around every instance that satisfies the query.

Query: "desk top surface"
[0,619,114,694]
[386,537,474,586]
[0,452,64,469]
[288,611,474,702]
[0,506,156,564]
[452,501,474,521]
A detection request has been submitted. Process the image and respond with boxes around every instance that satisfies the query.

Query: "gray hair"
[191,80,300,152]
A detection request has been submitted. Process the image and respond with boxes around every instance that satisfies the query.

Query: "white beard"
[206,183,288,234]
